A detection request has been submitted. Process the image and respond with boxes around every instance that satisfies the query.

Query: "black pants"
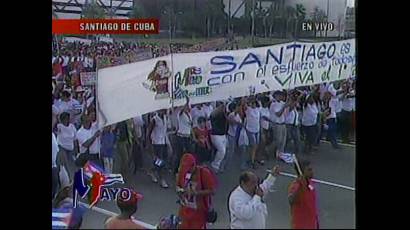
[195,144,211,164]
[174,136,192,174]
[131,139,143,173]
[303,125,317,153]
[152,144,167,179]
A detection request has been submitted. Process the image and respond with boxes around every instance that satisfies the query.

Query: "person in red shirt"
[288,160,319,229]
[176,153,217,229]
[105,191,145,229]
[192,116,211,164]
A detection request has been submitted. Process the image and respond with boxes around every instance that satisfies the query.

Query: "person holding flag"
[288,157,319,229]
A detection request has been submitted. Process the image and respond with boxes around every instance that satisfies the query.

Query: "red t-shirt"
[288,179,319,229]
[105,216,146,229]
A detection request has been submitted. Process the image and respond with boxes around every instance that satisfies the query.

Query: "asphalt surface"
[80,140,355,229]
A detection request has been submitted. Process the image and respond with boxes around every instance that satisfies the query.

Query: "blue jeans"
[326,118,339,148]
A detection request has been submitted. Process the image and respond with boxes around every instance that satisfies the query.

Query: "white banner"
[97,39,355,128]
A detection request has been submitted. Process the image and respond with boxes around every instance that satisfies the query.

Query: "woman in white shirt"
[302,95,319,154]
[242,97,262,169]
[56,112,78,181]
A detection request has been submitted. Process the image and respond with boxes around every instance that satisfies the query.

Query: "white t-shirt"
[177,111,192,136]
[285,109,299,126]
[62,56,69,67]
[191,107,206,128]
[151,114,167,145]
[202,104,213,129]
[327,98,338,119]
[260,107,270,130]
[228,112,242,137]
[302,103,319,126]
[56,123,77,151]
[77,125,100,154]
[52,133,59,168]
[133,116,144,138]
[270,101,286,124]
[245,107,261,133]
[342,96,355,112]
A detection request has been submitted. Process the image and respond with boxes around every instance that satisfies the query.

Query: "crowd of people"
[51,37,355,229]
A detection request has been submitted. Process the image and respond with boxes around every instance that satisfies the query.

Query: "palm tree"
[130,3,146,18]
[311,6,327,37]
[294,4,306,38]
[284,6,296,38]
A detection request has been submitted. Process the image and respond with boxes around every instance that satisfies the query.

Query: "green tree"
[82,2,107,19]
[284,6,296,38]
[204,0,227,37]
[130,3,146,18]
[294,4,306,38]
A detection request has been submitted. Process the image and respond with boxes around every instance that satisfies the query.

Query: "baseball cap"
[117,191,143,206]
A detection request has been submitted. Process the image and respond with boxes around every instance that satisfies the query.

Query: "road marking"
[67,198,157,229]
[320,140,356,148]
[267,171,355,191]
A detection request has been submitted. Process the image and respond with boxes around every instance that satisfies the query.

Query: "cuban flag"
[52,208,72,229]
[278,152,294,164]
[73,161,125,208]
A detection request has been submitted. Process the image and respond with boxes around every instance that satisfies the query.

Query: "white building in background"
[285,0,348,37]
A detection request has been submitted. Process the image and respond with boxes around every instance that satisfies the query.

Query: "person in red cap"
[176,153,217,229]
[105,191,145,229]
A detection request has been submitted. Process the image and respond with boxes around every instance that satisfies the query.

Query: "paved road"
[80,141,355,229]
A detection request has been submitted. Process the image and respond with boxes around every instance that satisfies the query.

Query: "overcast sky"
[347,0,355,7]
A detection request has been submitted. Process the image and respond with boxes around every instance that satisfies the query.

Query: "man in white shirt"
[174,97,193,174]
[56,112,78,180]
[147,109,170,188]
[259,96,272,162]
[339,82,355,143]
[323,90,340,149]
[269,91,289,159]
[228,165,280,229]
[285,98,302,155]
[76,114,102,166]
